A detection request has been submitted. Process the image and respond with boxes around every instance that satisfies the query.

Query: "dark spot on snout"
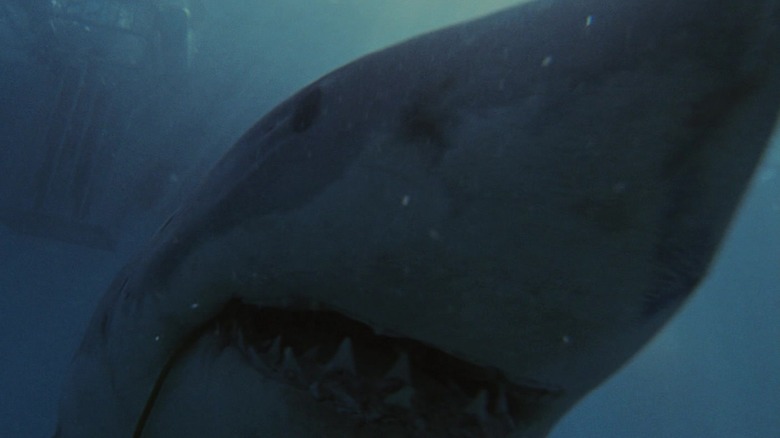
[402,103,446,143]
[292,86,323,133]
[399,79,458,167]
[685,81,756,130]
[400,103,452,167]
[662,78,758,179]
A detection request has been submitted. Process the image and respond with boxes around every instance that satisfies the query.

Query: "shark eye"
[291,86,323,133]
[237,84,323,147]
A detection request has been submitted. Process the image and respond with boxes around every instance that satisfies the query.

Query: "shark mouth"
[155,299,563,437]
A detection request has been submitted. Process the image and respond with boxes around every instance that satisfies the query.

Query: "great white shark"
[54,0,780,436]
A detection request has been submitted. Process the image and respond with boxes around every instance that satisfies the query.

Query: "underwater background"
[0,1,778,436]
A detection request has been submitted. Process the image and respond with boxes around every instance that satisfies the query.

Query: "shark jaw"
[136,300,562,437]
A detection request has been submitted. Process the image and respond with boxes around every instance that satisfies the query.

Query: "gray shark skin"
[54,0,780,437]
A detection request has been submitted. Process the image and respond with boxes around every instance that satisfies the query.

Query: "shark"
[54,0,780,436]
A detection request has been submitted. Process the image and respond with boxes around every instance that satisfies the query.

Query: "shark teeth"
[324,337,356,375]
[281,347,303,382]
[464,389,490,422]
[495,385,516,430]
[220,304,561,435]
[240,333,524,435]
[267,335,282,363]
[383,352,411,384]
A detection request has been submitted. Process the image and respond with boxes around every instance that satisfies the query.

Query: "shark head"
[55,0,780,436]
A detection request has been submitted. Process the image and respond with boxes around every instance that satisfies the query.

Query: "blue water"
[1,1,778,436]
